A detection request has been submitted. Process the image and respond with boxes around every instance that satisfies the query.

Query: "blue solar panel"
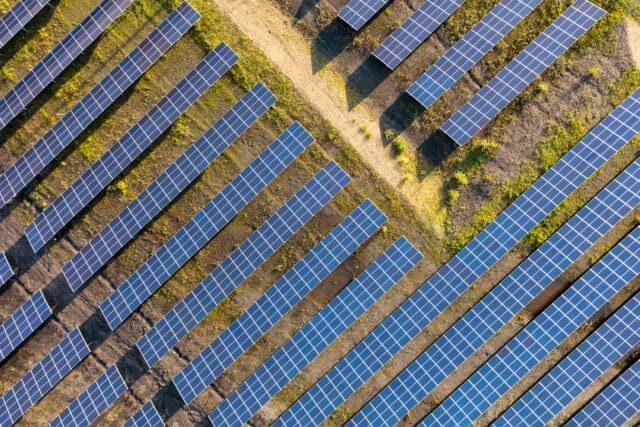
[338,0,389,30]
[136,161,351,368]
[49,365,127,427]
[173,200,387,405]
[125,401,164,427]
[61,83,273,292]
[272,88,640,426]
[209,237,423,427]
[0,328,89,425]
[0,0,135,131]
[0,2,200,208]
[441,0,605,145]
[566,359,640,427]
[407,0,544,106]
[496,291,640,425]
[0,290,51,362]
[0,252,13,286]
[100,122,313,330]
[0,0,49,50]
[349,159,640,425]
[25,43,238,254]
[424,225,640,425]
[372,0,465,70]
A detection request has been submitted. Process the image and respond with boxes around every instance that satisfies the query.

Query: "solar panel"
[566,359,640,427]
[0,0,49,50]
[0,0,135,131]
[0,328,89,425]
[441,0,605,145]
[0,290,51,362]
[24,44,238,254]
[61,82,273,292]
[271,88,640,426]
[496,291,640,425]
[136,161,351,368]
[49,365,127,427]
[209,237,423,427]
[0,252,13,286]
[372,0,465,70]
[99,121,313,330]
[423,225,640,425]
[125,401,164,427]
[407,0,544,106]
[348,159,640,426]
[338,0,389,30]
[0,2,200,208]
[173,200,388,405]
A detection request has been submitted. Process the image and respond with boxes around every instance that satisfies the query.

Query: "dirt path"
[626,18,640,68]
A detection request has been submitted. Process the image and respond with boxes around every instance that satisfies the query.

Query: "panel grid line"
[125,401,164,427]
[337,0,389,30]
[0,252,13,287]
[0,290,51,362]
[0,0,49,49]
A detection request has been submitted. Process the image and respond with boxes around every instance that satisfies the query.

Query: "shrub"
[454,171,469,186]
[589,65,601,78]
[393,137,408,155]
[448,189,460,205]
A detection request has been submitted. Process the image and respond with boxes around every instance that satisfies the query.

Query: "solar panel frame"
[99,121,313,330]
[338,0,389,30]
[25,43,238,255]
[209,237,423,427]
[0,290,52,362]
[49,365,127,427]
[0,0,135,131]
[0,328,89,425]
[441,0,605,145]
[125,401,164,427]
[0,252,13,286]
[407,0,544,106]
[0,0,49,50]
[373,0,465,70]
[173,200,388,405]
[0,2,200,208]
[136,161,351,368]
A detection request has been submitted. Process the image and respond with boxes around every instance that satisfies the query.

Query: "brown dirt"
[626,18,640,68]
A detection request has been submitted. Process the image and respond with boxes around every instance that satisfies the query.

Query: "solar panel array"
[100,121,313,330]
[372,0,465,70]
[125,401,164,427]
[566,359,640,427]
[49,365,127,427]
[0,252,13,286]
[337,0,389,30]
[0,290,51,362]
[273,88,640,426]
[496,291,640,425]
[407,0,544,107]
[209,237,423,427]
[24,43,238,254]
[0,0,49,50]
[174,200,387,405]
[0,0,135,131]
[62,81,275,292]
[0,2,199,208]
[424,225,640,425]
[350,158,640,425]
[441,0,605,145]
[0,328,89,425]
[136,162,351,368]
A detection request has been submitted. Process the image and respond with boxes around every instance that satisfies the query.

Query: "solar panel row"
[496,291,640,425]
[174,200,388,405]
[424,225,640,425]
[100,121,313,330]
[209,237,423,427]
[0,251,13,286]
[441,0,605,145]
[373,0,465,70]
[125,401,164,427]
[566,358,640,427]
[62,81,274,292]
[407,0,544,107]
[0,0,135,131]
[272,87,640,426]
[49,365,127,427]
[136,161,351,368]
[0,2,199,208]
[0,290,51,362]
[0,0,49,50]
[338,0,389,30]
[0,328,89,425]
[350,158,640,425]
[25,42,238,254]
